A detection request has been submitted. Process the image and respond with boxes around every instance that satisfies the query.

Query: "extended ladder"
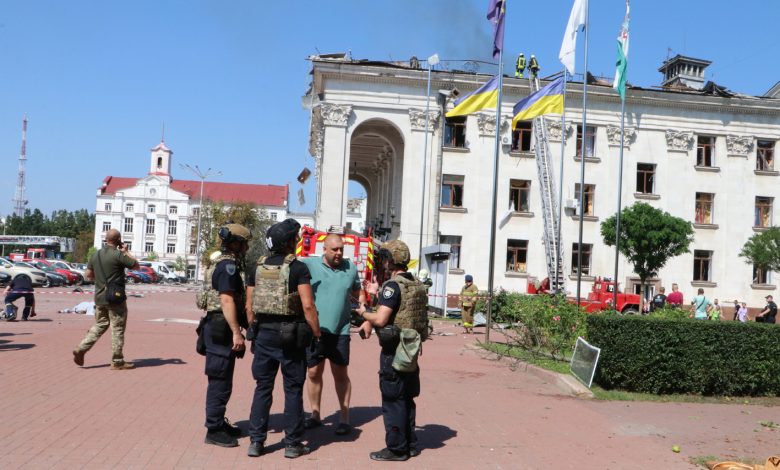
[529,76,565,292]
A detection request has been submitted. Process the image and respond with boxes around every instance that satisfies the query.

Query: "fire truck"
[295,226,377,283]
[529,276,641,314]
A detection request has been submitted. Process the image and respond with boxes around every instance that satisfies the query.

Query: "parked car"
[0,258,47,286]
[0,272,11,286]
[141,261,186,283]
[15,262,67,288]
[137,266,160,283]
[126,270,151,283]
[31,261,81,285]
[49,261,85,285]
[63,262,92,285]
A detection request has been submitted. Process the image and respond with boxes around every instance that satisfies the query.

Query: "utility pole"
[12,115,29,217]
[180,164,221,282]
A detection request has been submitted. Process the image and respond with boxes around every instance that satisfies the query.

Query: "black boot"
[204,429,238,447]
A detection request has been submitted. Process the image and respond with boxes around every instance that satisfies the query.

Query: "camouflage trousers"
[76,303,128,364]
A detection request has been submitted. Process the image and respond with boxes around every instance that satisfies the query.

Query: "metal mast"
[12,115,29,217]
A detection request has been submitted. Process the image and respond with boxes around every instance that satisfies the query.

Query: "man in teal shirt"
[690,287,712,320]
[301,233,365,436]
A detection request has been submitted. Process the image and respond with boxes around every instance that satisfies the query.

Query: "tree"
[739,227,780,281]
[145,251,159,261]
[85,246,98,264]
[173,255,187,273]
[73,230,95,263]
[198,201,273,269]
[600,202,694,302]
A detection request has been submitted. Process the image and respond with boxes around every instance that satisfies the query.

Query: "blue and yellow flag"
[512,77,565,128]
[446,75,499,118]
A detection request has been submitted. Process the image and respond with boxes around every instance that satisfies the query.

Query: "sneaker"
[73,349,85,366]
[247,441,264,457]
[334,422,351,436]
[303,416,322,429]
[204,429,238,448]
[222,418,242,437]
[284,443,311,459]
[370,448,409,462]
[110,362,135,370]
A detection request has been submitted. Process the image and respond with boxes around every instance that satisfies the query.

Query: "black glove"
[246,320,258,342]
[349,309,364,327]
[310,336,326,359]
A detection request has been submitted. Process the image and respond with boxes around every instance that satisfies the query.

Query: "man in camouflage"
[201,223,251,448]
[358,239,428,461]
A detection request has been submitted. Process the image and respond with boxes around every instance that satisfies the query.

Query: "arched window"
[157,157,163,168]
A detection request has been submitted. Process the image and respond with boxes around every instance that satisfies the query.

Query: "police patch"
[382,287,395,299]
[226,263,236,276]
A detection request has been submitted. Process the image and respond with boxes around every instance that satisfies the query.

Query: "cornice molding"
[320,103,353,127]
[408,108,439,132]
[726,135,754,157]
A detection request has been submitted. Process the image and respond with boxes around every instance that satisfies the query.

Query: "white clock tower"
[149,140,173,179]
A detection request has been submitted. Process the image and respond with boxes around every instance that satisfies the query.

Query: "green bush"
[587,315,780,396]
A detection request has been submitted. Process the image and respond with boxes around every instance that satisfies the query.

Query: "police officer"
[358,239,429,461]
[529,54,540,79]
[515,53,526,78]
[244,218,322,459]
[3,273,35,321]
[201,223,251,448]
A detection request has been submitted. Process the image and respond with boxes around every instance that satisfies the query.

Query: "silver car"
[0,258,47,286]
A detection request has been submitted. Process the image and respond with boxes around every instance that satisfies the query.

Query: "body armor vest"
[251,254,304,316]
[196,254,246,313]
[383,273,429,341]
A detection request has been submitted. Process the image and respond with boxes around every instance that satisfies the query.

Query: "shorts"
[307,332,350,367]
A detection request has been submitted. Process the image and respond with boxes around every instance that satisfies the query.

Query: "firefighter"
[515,53,526,78]
[358,239,429,461]
[529,54,540,79]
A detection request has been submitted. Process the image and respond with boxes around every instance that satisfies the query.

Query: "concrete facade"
[306,56,780,305]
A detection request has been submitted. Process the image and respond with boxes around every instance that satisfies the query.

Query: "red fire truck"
[529,276,641,314]
[295,226,377,283]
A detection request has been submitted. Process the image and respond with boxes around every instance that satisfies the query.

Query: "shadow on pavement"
[416,423,457,451]
[134,357,187,368]
[0,332,36,350]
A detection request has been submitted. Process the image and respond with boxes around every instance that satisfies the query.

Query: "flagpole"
[556,70,568,293]
[613,97,625,308]
[575,2,590,304]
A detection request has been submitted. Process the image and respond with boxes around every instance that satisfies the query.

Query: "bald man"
[73,229,139,369]
[300,233,366,435]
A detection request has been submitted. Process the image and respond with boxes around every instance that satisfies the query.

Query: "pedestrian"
[3,273,36,321]
[72,229,138,369]
[358,239,429,461]
[199,223,251,448]
[529,54,540,79]
[650,286,666,312]
[690,288,712,320]
[515,53,526,78]
[755,295,777,324]
[666,283,684,306]
[737,302,749,323]
[460,274,478,334]
[708,298,722,321]
[245,219,322,459]
[300,233,366,436]
[733,299,740,321]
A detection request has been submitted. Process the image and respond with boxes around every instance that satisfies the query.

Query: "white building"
[93,140,289,275]
[306,54,780,306]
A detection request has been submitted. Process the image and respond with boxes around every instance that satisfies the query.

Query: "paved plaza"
[0,285,778,469]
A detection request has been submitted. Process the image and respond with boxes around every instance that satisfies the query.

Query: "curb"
[464,342,594,399]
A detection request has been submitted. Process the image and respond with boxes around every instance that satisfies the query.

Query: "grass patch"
[689,455,762,468]
[479,342,571,374]
[591,386,780,406]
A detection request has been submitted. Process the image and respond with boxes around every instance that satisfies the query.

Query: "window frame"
[575,125,596,158]
[104,203,112,212]
[440,235,462,269]
[755,196,773,228]
[167,219,177,236]
[753,265,770,284]
[571,243,593,275]
[757,140,775,171]
[506,239,528,273]
[636,163,655,194]
[511,121,533,152]
[102,221,111,232]
[441,174,465,208]
[695,192,715,224]
[574,183,596,216]
[693,249,712,282]
[169,206,178,215]
[148,204,156,214]
[696,135,716,167]
[443,116,467,148]
[145,242,154,254]
[509,179,531,212]
[125,203,134,212]
[124,217,133,233]
[145,219,156,235]
[166,243,176,254]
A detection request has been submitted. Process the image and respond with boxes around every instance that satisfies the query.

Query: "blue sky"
[1,0,778,218]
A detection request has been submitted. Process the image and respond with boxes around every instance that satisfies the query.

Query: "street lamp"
[0,216,6,257]
[418,53,439,270]
[180,164,222,282]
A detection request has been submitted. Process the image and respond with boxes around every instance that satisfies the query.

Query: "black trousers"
[4,292,34,320]
[203,318,237,431]
[379,351,419,454]
[248,327,306,446]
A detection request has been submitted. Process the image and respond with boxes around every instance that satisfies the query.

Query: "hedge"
[586,315,780,396]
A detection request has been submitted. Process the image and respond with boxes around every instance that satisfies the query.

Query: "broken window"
[440,235,462,269]
[444,116,467,148]
[636,163,655,194]
[755,196,773,227]
[571,243,592,275]
[506,239,528,273]
[696,136,715,167]
[441,174,464,208]
[757,140,775,171]
[693,250,712,282]
[509,179,531,212]
[511,121,533,152]
[695,192,714,224]
[574,183,595,216]
[753,265,770,284]
[576,125,596,158]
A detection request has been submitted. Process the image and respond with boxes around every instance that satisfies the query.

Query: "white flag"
[559,0,588,75]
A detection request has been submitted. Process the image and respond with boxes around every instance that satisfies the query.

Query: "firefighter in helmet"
[358,239,429,461]
[529,54,540,79]
[201,223,251,448]
[244,218,323,459]
[515,53,526,78]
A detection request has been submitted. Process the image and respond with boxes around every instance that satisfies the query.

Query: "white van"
[140,261,184,283]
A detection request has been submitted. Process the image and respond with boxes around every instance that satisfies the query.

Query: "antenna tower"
[12,115,29,217]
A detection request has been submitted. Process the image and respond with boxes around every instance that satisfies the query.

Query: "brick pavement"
[0,286,778,469]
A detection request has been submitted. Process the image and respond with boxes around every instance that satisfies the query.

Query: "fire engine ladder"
[529,76,565,292]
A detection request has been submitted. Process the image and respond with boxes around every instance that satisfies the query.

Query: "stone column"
[403,108,439,259]
[316,103,352,228]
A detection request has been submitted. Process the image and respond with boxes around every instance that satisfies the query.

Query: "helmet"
[418,268,429,280]
[465,274,473,282]
[218,223,252,244]
[380,239,410,266]
[266,218,301,252]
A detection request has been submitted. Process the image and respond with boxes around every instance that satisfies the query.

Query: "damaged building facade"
[305,53,780,305]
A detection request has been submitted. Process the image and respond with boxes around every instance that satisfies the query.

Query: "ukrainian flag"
[446,75,499,117]
[512,77,565,128]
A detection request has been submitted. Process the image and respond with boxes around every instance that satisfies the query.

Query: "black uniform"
[204,258,244,432]
[650,293,666,312]
[246,254,311,447]
[377,273,420,456]
[761,300,777,324]
[4,274,35,321]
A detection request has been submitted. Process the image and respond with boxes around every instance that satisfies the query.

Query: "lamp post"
[1,216,6,257]
[180,164,221,282]
[418,53,439,269]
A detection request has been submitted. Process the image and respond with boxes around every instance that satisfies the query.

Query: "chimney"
[658,55,711,90]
